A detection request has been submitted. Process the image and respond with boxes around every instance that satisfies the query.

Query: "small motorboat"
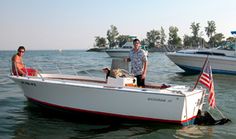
[9,60,206,126]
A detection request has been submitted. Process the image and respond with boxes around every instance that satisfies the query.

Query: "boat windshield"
[217,42,235,51]
[122,45,133,49]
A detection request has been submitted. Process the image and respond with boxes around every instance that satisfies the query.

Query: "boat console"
[107,77,137,87]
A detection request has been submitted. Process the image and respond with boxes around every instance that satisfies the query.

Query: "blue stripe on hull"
[177,64,236,75]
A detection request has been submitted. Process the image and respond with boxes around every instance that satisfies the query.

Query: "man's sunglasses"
[19,50,25,53]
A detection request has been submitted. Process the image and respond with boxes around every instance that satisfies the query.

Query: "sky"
[0,0,235,50]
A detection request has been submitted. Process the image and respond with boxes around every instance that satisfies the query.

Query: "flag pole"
[215,106,226,119]
[192,55,209,91]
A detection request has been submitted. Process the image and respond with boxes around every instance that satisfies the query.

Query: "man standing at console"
[125,39,148,87]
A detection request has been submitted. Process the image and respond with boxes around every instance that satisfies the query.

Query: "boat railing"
[35,61,98,77]
[10,60,101,81]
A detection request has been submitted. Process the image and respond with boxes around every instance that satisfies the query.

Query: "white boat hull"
[105,49,148,58]
[105,49,130,58]
[10,74,205,125]
[167,52,236,74]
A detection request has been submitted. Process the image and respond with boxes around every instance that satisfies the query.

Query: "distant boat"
[105,42,148,58]
[166,42,236,74]
[87,47,108,52]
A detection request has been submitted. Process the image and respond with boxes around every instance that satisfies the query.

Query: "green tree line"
[94,21,236,50]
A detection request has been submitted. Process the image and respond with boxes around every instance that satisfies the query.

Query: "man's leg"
[135,75,145,87]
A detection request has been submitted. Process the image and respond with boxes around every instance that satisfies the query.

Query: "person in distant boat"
[11,46,37,76]
[124,39,148,87]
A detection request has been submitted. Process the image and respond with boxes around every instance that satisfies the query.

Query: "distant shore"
[87,46,180,52]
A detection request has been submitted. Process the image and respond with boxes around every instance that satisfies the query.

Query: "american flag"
[199,59,216,109]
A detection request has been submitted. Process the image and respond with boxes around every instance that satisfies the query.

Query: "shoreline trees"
[93,21,235,51]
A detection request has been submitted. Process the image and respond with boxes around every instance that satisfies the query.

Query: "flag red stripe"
[198,59,216,109]
[199,79,210,88]
[200,75,210,82]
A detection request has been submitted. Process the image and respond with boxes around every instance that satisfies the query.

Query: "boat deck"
[41,74,170,90]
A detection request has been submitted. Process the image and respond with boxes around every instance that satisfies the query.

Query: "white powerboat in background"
[9,59,205,125]
[105,42,148,58]
[166,42,236,74]
[105,42,133,58]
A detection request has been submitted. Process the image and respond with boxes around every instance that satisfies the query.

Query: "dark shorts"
[135,75,145,87]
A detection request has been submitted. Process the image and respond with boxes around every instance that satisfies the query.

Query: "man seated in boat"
[11,46,38,76]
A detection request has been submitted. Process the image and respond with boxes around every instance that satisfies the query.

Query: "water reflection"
[175,125,213,138]
[13,102,181,139]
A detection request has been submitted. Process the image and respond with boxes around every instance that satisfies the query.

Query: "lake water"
[0,50,236,138]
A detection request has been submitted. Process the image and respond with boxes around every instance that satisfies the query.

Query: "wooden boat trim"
[46,77,107,84]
